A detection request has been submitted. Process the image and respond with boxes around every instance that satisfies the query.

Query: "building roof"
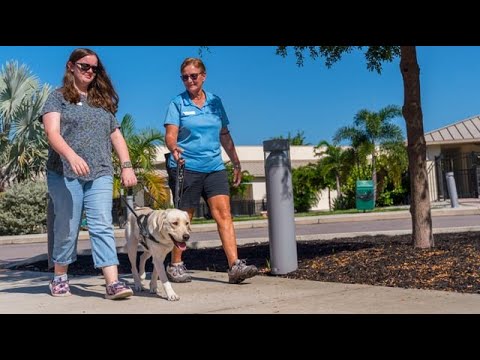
[425,115,480,145]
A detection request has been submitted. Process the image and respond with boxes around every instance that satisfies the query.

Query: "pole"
[263,139,298,275]
[445,172,459,208]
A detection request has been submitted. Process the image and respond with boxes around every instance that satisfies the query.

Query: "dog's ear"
[149,210,167,234]
[184,211,192,232]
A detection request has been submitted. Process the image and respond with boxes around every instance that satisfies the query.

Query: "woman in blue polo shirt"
[164,57,258,284]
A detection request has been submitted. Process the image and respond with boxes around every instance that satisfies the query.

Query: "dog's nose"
[183,234,190,241]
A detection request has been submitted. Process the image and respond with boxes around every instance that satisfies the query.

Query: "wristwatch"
[121,161,132,169]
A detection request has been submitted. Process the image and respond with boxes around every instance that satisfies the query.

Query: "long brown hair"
[62,48,119,114]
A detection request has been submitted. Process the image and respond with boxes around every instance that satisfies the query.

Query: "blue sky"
[1,46,479,146]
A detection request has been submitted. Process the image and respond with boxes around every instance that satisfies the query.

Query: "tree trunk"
[335,174,341,197]
[399,46,434,248]
[371,151,377,203]
[328,187,331,211]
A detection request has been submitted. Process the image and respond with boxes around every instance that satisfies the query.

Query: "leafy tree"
[292,162,324,212]
[113,114,168,208]
[376,142,409,188]
[276,46,433,249]
[333,105,403,202]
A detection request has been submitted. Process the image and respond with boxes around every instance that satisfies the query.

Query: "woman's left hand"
[121,168,137,188]
[233,167,242,187]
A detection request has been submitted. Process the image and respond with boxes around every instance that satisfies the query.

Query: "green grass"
[191,206,409,224]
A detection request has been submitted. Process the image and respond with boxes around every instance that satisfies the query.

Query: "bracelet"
[233,163,241,170]
[121,161,132,169]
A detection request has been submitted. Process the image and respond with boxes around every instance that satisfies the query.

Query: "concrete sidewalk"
[2,200,480,313]
[1,268,480,314]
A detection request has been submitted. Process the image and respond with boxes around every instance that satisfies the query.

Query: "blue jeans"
[47,171,119,268]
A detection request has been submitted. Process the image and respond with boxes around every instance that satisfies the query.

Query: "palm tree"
[3,84,51,183]
[113,114,168,208]
[315,140,352,198]
[0,61,38,137]
[333,105,403,201]
[272,130,310,145]
[0,61,50,189]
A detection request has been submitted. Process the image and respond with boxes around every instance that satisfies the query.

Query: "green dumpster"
[356,180,374,211]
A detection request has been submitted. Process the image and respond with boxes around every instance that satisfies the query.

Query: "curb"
[188,225,480,249]
[3,225,480,270]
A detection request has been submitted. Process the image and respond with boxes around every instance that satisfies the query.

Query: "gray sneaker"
[228,259,258,284]
[166,262,192,283]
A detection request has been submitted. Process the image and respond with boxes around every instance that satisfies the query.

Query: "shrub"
[333,194,354,211]
[0,180,47,235]
[292,164,323,213]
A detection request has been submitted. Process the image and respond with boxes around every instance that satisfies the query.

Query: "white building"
[425,114,480,201]
[154,145,337,211]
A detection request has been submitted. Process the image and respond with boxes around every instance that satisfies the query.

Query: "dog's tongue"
[175,241,187,251]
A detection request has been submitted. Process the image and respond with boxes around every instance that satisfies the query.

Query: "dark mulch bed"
[15,232,480,294]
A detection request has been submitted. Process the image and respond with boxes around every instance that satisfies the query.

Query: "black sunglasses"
[75,62,99,74]
[180,73,202,81]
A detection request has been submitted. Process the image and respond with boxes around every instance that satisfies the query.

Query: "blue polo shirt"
[164,90,229,172]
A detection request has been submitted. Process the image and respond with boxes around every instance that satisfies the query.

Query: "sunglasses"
[75,62,99,74]
[181,73,202,81]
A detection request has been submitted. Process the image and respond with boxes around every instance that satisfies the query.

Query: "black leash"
[142,186,162,207]
[174,161,185,209]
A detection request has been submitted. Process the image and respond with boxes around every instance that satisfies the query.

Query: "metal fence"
[434,152,479,200]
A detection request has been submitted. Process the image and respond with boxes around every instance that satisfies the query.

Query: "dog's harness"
[121,197,160,250]
[120,155,185,249]
[136,213,160,248]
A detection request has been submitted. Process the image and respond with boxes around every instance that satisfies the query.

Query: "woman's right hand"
[67,154,90,177]
[173,147,185,165]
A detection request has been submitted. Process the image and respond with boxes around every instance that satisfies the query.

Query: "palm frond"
[0,61,39,135]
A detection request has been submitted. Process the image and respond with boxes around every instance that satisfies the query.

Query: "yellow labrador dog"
[125,207,191,301]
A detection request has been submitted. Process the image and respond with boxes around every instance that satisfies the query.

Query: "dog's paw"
[133,282,145,292]
[166,292,180,301]
[149,286,158,294]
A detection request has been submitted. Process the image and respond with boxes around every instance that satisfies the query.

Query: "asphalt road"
[198,214,480,240]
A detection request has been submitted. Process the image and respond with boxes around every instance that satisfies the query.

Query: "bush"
[0,180,48,235]
[333,194,354,211]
